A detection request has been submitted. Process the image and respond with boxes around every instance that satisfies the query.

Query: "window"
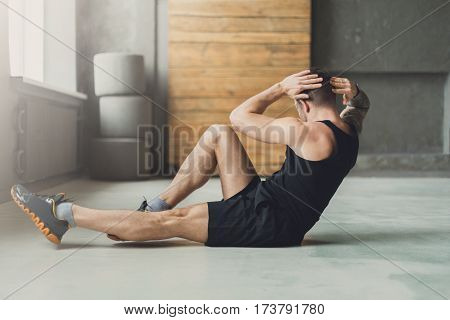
[8,0,76,92]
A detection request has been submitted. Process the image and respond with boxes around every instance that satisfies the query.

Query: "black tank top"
[257,120,359,233]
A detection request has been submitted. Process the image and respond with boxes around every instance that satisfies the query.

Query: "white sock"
[55,202,76,227]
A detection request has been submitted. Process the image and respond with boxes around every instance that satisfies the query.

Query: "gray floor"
[0,177,449,300]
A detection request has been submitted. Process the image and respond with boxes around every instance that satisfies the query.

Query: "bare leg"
[71,125,256,243]
[160,124,257,206]
[73,203,208,243]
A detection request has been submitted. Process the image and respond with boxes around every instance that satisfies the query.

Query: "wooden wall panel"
[168,0,311,176]
[170,0,310,17]
[170,17,310,33]
[169,44,309,68]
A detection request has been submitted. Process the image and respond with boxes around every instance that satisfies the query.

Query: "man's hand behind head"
[279,70,323,100]
[331,77,358,105]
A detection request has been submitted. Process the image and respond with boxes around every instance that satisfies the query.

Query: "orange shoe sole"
[10,187,61,244]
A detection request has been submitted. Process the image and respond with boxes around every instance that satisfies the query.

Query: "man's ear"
[300,99,311,113]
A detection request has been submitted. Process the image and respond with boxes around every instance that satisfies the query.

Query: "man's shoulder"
[290,122,335,161]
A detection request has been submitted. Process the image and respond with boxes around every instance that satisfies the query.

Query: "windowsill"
[11,76,87,105]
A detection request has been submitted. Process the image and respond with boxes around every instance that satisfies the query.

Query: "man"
[11,69,370,247]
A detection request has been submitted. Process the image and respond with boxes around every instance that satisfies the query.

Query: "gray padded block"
[93,53,145,96]
[89,138,153,180]
[99,96,151,138]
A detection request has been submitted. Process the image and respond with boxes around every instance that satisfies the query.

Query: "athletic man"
[11,69,370,247]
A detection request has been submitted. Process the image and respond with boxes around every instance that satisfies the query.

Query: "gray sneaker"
[11,185,69,244]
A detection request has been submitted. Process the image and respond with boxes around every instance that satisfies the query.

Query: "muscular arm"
[229,83,297,144]
[229,70,322,145]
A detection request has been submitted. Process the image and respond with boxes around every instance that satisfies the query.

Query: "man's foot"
[10,185,69,244]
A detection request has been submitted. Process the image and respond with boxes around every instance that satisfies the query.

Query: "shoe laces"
[35,192,74,216]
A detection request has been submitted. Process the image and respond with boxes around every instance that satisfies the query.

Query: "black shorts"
[205,177,304,247]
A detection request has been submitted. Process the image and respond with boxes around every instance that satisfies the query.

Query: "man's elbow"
[229,111,243,131]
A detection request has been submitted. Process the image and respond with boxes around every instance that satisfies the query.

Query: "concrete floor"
[0,177,449,300]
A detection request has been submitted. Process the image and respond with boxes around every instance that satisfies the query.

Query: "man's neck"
[308,104,340,122]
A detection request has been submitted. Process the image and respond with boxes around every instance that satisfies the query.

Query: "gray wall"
[444,74,450,153]
[76,0,168,170]
[347,73,445,153]
[312,0,450,155]
[75,0,448,174]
